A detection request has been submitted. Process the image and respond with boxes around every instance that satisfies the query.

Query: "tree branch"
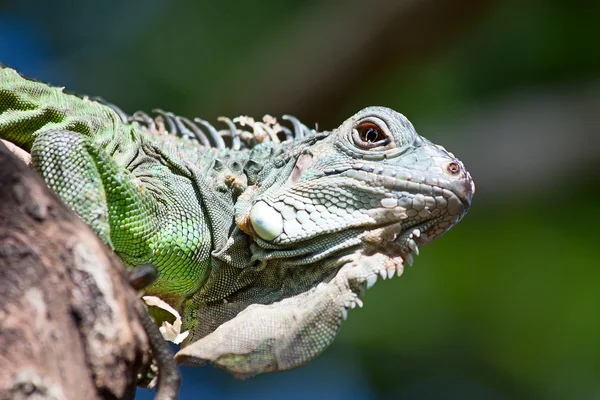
[0,142,159,399]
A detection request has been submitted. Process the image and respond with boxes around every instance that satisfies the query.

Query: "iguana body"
[0,66,474,376]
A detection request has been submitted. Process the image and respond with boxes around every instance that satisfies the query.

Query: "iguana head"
[176,106,474,377]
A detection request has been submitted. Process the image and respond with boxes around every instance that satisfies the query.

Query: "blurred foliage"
[344,186,600,398]
[360,0,600,123]
[1,0,598,399]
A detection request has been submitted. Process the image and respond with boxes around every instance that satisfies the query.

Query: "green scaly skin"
[0,66,474,377]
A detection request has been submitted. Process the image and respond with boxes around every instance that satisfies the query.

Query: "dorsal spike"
[171,115,194,140]
[152,109,177,135]
[194,118,226,150]
[218,117,241,151]
[282,115,312,140]
[93,96,129,123]
[254,122,281,145]
[129,111,157,132]
[99,103,305,151]
[178,116,211,147]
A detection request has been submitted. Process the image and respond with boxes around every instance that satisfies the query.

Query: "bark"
[0,141,151,400]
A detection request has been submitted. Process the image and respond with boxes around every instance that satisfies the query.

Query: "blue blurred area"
[0,15,50,78]
[137,348,374,400]
[2,1,598,398]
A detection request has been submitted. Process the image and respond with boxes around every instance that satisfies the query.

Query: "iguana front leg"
[26,128,211,307]
[31,129,114,244]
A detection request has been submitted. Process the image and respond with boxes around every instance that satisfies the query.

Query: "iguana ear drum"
[288,151,313,183]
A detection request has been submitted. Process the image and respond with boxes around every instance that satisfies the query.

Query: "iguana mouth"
[348,210,458,298]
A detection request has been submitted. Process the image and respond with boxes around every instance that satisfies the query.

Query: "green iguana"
[0,65,474,377]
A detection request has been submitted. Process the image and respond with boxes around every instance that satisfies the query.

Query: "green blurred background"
[1,0,598,398]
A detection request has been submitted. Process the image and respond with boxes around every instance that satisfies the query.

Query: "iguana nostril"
[450,175,475,208]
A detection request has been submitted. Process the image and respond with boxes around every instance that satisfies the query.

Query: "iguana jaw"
[176,181,472,377]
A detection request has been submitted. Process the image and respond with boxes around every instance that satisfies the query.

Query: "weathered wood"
[0,141,151,400]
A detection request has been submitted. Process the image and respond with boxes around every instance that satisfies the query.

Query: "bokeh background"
[1,1,598,398]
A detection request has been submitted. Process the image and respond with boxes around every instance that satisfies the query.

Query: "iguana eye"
[353,122,390,149]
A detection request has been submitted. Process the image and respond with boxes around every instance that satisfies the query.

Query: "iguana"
[0,65,474,378]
